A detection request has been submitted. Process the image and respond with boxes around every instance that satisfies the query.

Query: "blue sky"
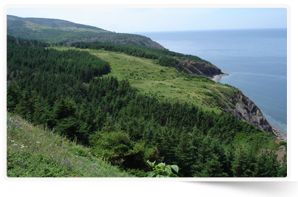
[6,7,287,33]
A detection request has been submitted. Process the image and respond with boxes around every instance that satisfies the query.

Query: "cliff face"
[224,93,287,141]
[179,58,287,140]
[179,60,222,77]
[224,93,273,133]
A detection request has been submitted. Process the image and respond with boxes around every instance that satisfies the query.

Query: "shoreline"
[211,73,287,141]
[271,125,287,141]
[212,73,228,82]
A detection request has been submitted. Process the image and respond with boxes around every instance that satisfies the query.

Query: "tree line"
[71,41,217,73]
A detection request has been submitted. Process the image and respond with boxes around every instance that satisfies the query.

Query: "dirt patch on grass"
[275,139,287,161]
[260,139,286,161]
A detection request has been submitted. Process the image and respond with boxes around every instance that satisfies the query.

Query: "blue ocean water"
[137,29,287,133]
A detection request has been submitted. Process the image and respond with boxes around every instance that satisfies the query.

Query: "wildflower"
[20,145,25,148]
[36,141,40,143]
[11,140,14,142]
[13,143,18,146]
[58,161,60,165]
[57,156,60,160]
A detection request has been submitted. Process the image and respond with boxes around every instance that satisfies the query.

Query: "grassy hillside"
[7,15,164,48]
[53,46,239,113]
[7,112,134,177]
[7,36,286,177]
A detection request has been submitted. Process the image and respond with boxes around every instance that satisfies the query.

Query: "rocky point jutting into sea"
[179,59,286,141]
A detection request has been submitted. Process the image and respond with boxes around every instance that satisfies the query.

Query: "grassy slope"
[54,47,241,113]
[7,113,134,177]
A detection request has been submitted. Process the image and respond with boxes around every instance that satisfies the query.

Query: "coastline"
[271,125,287,141]
[212,73,228,82]
[211,73,287,142]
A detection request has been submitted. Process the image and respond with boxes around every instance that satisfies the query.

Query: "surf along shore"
[211,73,228,82]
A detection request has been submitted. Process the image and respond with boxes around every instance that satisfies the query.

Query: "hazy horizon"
[6,8,287,33]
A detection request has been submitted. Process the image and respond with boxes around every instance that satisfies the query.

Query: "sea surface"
[136,29,287,133]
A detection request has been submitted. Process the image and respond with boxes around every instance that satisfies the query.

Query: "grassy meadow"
[53,47,241,114]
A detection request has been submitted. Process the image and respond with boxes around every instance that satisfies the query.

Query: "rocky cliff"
[179,59,287,141]
[223,92,287,141]
[224,93,272,132]
[179,60,222,77]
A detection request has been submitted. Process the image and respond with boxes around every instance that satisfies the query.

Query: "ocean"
[136,29,287,133]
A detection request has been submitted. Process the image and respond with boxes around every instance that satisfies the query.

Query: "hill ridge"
[8,14,105,31]
[7,15,165,49]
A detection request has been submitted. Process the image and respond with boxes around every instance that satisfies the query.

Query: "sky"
[6,7,287,33]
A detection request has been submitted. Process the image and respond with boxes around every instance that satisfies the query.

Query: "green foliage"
[7,15,163,48]
[7,113,134,177]
[7,150,78,177]
[68,146,88,157]
[7,83,21,111]
[124,168,147,177]
[279,141,287,151]
[90,130,145,168]
[72,41,213,65]
[146,160,179,177]
[7,36,286,177]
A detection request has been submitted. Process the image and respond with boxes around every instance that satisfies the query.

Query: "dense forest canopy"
[7,35,286,177]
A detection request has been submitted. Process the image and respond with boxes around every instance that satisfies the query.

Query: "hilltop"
[7,15,164,49]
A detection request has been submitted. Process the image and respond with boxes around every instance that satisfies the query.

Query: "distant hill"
[7,15,165,49]
[8,15,105,30]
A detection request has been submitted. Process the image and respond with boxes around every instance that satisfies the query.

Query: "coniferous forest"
[7,35,287,177]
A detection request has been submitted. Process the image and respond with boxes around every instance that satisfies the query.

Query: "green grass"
[53,47,242,114]
[7,112,134,177]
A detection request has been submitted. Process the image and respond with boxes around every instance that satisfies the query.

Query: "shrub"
[69,146,88,157]
[146,160,179,177]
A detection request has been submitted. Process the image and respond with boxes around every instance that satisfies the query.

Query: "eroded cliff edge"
[176,57,286,141]
[179,59,223,77]
[223,92,287,141]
